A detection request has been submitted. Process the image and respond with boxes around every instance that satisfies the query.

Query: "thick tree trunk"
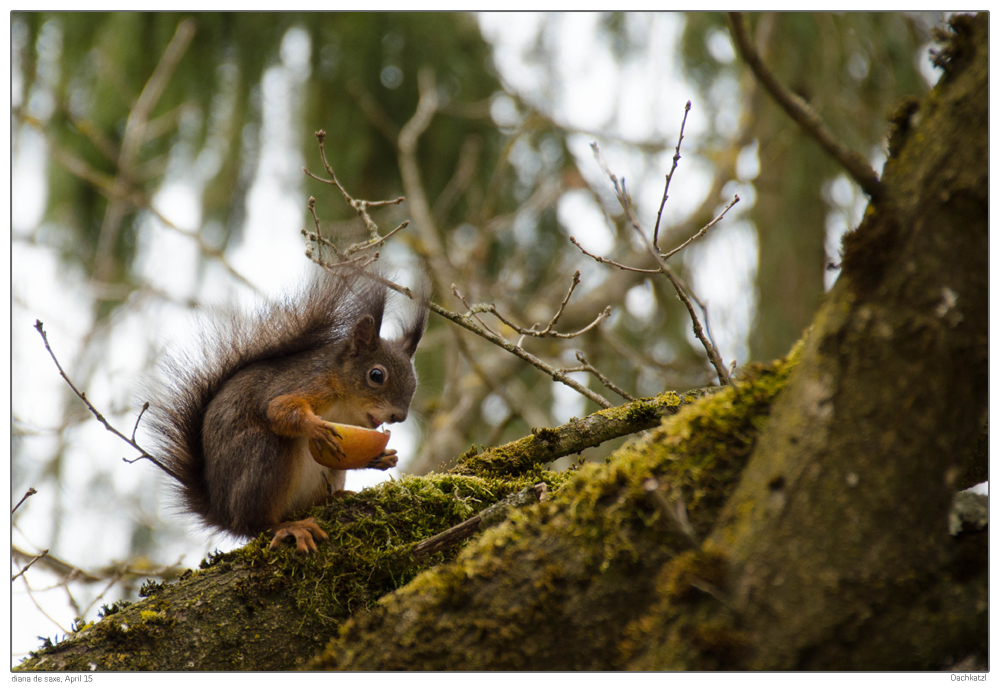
[706,12,988,669]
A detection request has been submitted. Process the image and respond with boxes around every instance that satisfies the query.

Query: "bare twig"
[569,236,660,274]
[12,488,37,516]
[11,545,187,587]
[433,134,483,222]
[452,285,503,339]
[12,549,49,583]
[304,130,406,242]
[443,304,612,408]
[439,289,612,408]
[726,12,883,200]
[450,277,619,402]
[654,100,691,248]
[589,142,734,387]
[345,79,401,144]
[452,332,528,429]
[398,68,445,261]
[661,195,741,261]
[484,272,612,340]
[33,321,180,483]
[562,352,635,401]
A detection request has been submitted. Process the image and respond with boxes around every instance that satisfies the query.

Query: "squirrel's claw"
[367,448,399,471]
[269,518,329,554]
[310,421,345,460]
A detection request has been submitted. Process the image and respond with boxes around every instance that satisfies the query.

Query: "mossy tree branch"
[309,14,988,671]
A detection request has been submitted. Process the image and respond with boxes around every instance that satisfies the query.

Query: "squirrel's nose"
[388,410,408,424]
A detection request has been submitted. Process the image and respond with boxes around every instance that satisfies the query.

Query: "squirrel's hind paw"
[269,518,329,554]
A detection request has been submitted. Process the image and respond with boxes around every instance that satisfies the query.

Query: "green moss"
[620,549,746,670]
[17,472,554,672]
[314,348,802,670]
[212,472,569,631]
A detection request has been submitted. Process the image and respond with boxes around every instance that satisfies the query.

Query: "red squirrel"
[147,269,427,553]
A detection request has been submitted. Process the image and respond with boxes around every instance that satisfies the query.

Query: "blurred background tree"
[10,11,941,661]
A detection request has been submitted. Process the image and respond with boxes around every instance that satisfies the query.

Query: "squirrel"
[147,269,427,553]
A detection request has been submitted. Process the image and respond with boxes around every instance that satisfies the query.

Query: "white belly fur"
[282,400,374,515]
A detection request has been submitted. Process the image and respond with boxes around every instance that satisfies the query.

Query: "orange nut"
[309,423,391,469]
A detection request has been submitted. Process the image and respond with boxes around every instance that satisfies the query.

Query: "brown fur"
[146,269,427,542]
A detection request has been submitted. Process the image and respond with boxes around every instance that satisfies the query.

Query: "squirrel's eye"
[368,367,385,385]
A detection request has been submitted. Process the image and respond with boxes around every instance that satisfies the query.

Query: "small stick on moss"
[412,483,547,559]
[643,478,700,549]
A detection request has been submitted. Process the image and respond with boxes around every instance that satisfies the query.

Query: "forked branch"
[586,139,734,387]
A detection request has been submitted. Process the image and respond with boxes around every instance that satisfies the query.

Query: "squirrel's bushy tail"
[145,269,389,529]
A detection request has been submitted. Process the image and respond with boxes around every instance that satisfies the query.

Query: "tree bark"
[703,12,988,669]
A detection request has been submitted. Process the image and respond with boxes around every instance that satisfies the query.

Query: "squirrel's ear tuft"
[398,304,428,358]
[350,315,378,355]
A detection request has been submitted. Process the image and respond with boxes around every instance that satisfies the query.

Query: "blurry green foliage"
[13,12,506,283]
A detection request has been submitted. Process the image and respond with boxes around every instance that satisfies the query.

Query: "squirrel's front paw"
[307,420,344,460]
[367,448,398,471]
[269,518,329,554]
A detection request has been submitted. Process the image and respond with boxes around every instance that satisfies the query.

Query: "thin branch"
[94,18,197,283]
[452,332,528,430]
[562,351,635,401]
[654,100,691,248]
[451,285,503,339]
[726,12,883,200]
[33,320,180,483]
[590,142,734,387]
[484,272,612,340]
[345,79,401,144]
[12,549,49,583]
[12,488,37,516]
[16,110,259,295]
[660,194,740,261]
[304,130,406,242]
[398,68,443,255]
[440,299,613,408]
[146,204,262,294]
[568,236,660,274]
[433,134,483,222]
[487,304,611,341]
[453,388,721,478]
